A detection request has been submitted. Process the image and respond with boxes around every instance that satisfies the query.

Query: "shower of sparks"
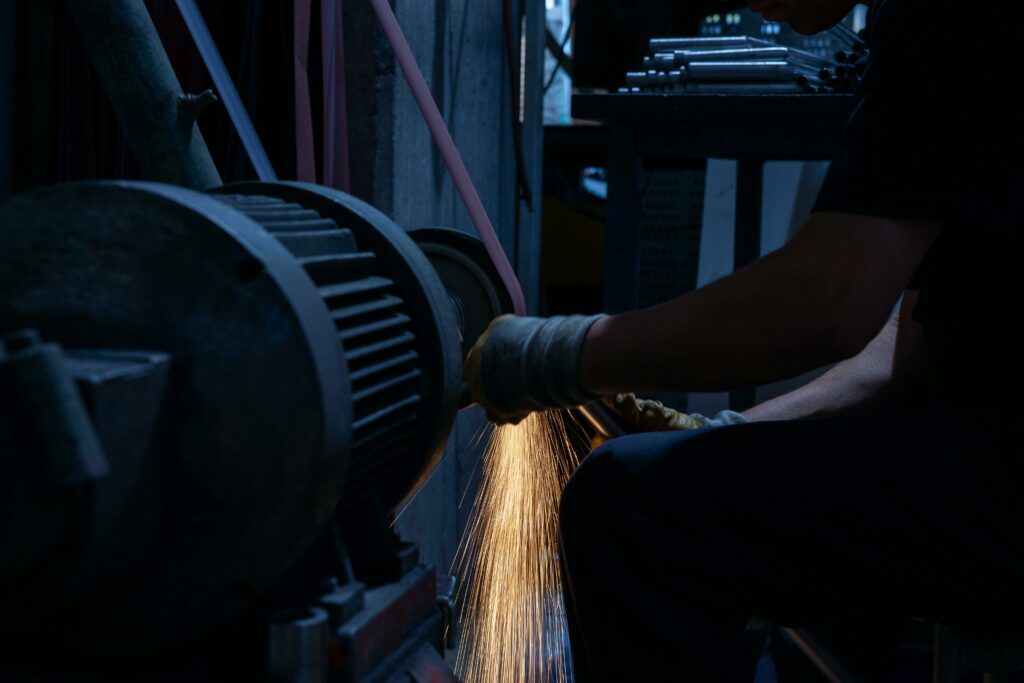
[454,411,584,683]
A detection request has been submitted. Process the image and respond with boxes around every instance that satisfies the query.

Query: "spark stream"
[455,411,584,683]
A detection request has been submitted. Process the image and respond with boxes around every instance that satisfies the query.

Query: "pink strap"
[368,0,527,316]
[293,0,316,182]
[320,0,351,192]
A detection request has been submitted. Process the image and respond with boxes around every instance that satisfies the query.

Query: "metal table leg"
[603,123,642,314]
[729,157,764,411]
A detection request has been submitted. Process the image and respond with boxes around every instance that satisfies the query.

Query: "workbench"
[571,92,855,407]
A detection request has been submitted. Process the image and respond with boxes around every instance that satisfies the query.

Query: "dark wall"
[0,2,13,199]
[342,0,544,573]
[6,1,309,190]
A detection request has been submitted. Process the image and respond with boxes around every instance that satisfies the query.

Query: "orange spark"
[454,411,584,683]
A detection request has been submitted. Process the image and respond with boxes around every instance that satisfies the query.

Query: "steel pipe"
[67,0,221,190]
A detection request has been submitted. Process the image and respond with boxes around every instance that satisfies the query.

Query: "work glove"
[593,393,748,448]
[465,314,607,425]
[605,393,748,431]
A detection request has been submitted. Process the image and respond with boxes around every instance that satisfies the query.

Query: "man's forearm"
[579,213,939,397]
[743,319,898,422]
[579,213,939,396]
[581,250,858,394]
[743,291,932,422]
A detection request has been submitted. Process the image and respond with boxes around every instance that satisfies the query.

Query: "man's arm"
[743,290,934,422]
[580,212,940,395]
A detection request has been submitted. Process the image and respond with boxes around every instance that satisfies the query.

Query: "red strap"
[320,0,351,192]
[293,0,316,182]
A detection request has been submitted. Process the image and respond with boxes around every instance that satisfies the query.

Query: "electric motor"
[0,180,472,652]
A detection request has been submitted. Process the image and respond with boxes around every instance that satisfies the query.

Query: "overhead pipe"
[68,0,222,190]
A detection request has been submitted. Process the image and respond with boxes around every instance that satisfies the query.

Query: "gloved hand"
[465,314,606,425]
[604,393,749,431]
[592,393,748,448]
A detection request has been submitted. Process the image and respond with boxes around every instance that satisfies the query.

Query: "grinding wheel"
[408,227,516,408]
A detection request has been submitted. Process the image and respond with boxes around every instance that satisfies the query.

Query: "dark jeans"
[558,407,1023,682]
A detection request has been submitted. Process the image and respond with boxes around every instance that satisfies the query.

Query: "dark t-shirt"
[813,0,1024,404]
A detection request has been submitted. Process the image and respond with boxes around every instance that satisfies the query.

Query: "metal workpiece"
[626,71,648,87]
[787,47,838,66]
[650,36,775,52]
[67,1,222,189]
[673,46,791,66]
[685,81,810,94]
[796,75,825,90]
[626,70,688,89]
[664,46,833,73]
[688,61,798,81]
[577,401,628,439]
[625,32,869,95]
[655,53,676,70]
[829,22,866,50]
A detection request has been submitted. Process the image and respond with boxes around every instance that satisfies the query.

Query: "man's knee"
[559,427,754,540]
[560,432,695,534]
[558,436,631,545]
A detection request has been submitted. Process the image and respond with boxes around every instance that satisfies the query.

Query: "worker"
[466,0,1024,680]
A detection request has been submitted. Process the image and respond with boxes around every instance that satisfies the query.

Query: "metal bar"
[688,61,797,82]
[683,82,808,94]
[650,36,774,52]
[674,47,791,66]
[786,47,837,68]
[68,0,222,190]
[828,23,864,50]
[175,0,277,182]
[576,401,628,439]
